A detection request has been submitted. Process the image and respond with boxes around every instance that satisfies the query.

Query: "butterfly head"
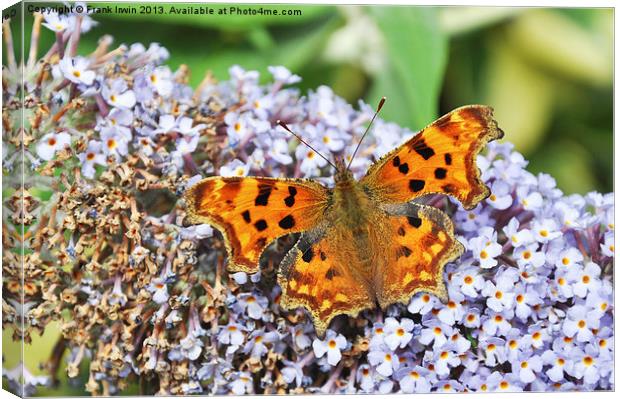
[333,157,354,184]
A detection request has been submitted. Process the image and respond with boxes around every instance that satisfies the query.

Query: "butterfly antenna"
[277,120,338,171]
[346,96,386,171]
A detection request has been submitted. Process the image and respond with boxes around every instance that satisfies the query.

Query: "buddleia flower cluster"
[2,6,613,396]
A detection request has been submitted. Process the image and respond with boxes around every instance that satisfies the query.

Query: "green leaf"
[367,7,447,131]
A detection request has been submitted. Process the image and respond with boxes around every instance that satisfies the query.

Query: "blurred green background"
[2,3,613,395]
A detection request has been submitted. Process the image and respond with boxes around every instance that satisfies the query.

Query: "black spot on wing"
[444,153,452,165]
[320,251,327,261]
[435,168,447,179]
[302,247,314,263]
[254,219,268,231]
[242,210,251,223]
[407,216,422,228]
[278,215,295,229]
[393,156,401,167]
[397,246,413,258]
[284,186,297,207]
[398,163,409,175]
[411,138,435,160]
[255,184,273,206]
[398,226,406,236]
[325,268,338,280]
[409,179,425,192]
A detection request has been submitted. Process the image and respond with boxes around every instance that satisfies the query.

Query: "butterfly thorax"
[332,169,375,232]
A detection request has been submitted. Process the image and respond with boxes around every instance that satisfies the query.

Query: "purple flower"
[312,330,347,366]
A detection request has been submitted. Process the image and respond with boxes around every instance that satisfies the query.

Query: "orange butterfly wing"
[277,227,375,336]
[361,105,504,209]
[184,177,329,273]
[376,203,463,308]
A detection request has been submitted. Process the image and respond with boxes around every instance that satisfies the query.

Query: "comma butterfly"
[184,101,503,335]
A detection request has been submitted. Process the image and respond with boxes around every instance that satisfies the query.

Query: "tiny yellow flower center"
[73,70,81,78]
[464,276,473,284]
[520,361,529,369]
[480,250,488,259]
[577,320,586,329]
[539,229,549,237]
[562,257,570,265]
[328,339,337,349]
[396,328,405,337]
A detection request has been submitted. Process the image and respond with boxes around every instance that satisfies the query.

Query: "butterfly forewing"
[361,105,504,209]
[184,176,330,273]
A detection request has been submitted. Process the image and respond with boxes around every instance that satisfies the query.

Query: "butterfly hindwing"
[184,176,329,273]
[376,202,464,308]
[278,227,376,336]
[362,105,504,209]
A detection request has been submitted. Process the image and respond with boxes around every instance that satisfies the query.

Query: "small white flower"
[42,11,70,32]
[383,317,414,350]
[312,330,347,366]
[59,57,96,85]
[77,140,106,178]
[268,65,301,85]
[562,305,600,342]
[532,219,562,243]
[367,346,399,377]
[147,66,173,97]
[36,131,71,161]
[102,79,136,109]
[148,278,169,304]
[487,180,513,210]
[408,292,437,315]
[229,371,253,394]
[512,354,543,384]
[219,159,249,177]
[469,235,502,269]
[503,218,534,248]
[236,292,268,320]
